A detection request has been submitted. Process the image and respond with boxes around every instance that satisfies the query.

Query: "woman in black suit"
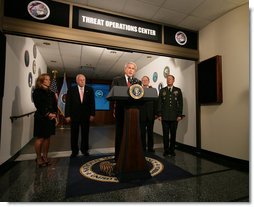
[33,73,58,167]
[65,74,95,157]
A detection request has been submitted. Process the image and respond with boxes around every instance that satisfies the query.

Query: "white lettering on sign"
[105,20,137,32]
[138,27,156,36]
[81,15,156,37]
[82,16,105,26]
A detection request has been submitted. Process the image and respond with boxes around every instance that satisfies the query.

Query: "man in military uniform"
[157,75,183,156]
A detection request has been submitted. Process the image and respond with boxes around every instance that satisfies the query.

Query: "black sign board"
[72,6,162,43]
[164,26,198,50]
[4,0,70,28]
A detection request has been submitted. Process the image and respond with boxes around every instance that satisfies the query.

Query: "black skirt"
[33,112,56,138]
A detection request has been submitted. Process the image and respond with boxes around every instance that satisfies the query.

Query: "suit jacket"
[111,76,142,87]
[157,86,183,121]
[65,85,95,121]
[139,87,157,121]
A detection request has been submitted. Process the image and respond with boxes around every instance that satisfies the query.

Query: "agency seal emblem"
[80,156,164,183]
[175,31,187,46]
[129,84,144,99]
[27,1,50,20]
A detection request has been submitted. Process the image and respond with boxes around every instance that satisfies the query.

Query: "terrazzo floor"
[0,126,249,202]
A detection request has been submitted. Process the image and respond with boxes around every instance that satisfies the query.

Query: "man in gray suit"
[157,75,183,156]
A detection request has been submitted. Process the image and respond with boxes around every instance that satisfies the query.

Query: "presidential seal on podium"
[129,84,144,99]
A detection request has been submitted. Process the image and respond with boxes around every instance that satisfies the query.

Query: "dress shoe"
[169,151,176,156]
[70,153,78,158]
[83,152,90,156]
[163,151,169,156]
[41,156,51,165]
[35,158,47,167]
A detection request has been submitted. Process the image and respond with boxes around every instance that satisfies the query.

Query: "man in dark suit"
[65,74,95,157]
[140,76,157,153]
[111,62,141,161]
[157,75,183,156]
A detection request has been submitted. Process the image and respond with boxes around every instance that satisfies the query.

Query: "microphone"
[129,77,140,85]
[132,78,139,85]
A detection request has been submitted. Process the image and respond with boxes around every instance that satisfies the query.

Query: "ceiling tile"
[153,8,187,26]
[191,0,239,20]
[122,0,160,20]
[137,0,165,6]
[59,42,82,56]
[87,0,126,12]
[179,15,210,31]
[81,45,104,67]
[162,0,205,14]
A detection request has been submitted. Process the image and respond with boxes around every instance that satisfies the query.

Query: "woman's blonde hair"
[35,73,50,89]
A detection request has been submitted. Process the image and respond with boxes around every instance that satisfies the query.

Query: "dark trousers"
[162,120,178,152]
[140,119,154,151]
[70,120,90,154]
[115,114,124,161]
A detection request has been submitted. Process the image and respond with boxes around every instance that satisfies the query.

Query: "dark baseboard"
[176,142,249,172]
[0,151,20,175]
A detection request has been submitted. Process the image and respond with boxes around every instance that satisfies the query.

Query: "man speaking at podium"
[111,62,141,161]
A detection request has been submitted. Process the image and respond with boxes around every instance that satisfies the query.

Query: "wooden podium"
[107,86,158,182]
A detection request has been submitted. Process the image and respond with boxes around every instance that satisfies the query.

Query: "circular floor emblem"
[80,156,164,183]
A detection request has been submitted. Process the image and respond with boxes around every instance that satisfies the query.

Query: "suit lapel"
[75,86,82,103]
[121,76,127,86]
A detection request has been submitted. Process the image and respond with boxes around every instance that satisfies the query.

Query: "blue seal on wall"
[153,72,158,82]
[95,89,103,98]
[24,50,29,67]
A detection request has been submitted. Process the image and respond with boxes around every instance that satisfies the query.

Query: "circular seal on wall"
[158,82,163,91]
[175,31,187,46]
[24,50,29,67]
[33,44,37,59]
[95,89,103,98]
[27,1,50,20]
[129,84,144,99]
[32,60,36,74]
[28,72,33,87]
[163,66,170,78]
[153,72,158,82]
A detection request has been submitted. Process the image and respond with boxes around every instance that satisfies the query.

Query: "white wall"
[135,57,196,147]
[199,4,249,160]
[0,35,47,165]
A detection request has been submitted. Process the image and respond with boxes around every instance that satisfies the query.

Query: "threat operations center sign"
[73,7,162,43]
